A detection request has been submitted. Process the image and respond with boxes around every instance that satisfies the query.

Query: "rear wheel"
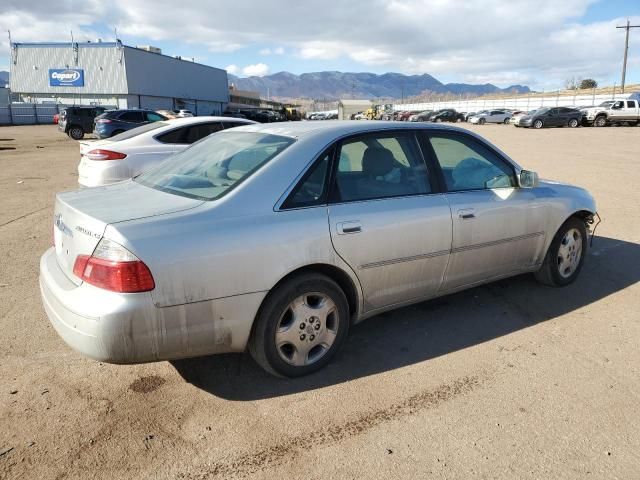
[67,126,84,140]
[568,118,579,128]
[534,217,587,287]
[249,273,349,377]
[533,119,543,129]
[504,117,510,124]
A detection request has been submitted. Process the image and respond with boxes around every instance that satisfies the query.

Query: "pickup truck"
[581,94,640,127]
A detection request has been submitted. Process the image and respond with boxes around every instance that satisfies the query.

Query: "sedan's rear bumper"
[40,248,265,364]
[77,158,131,187]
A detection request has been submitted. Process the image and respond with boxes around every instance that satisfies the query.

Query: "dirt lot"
[0,123,639,479]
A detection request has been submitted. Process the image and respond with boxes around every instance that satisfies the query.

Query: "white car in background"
[469,110,512,125]
[176,109,194,117]
[78,116,255,187]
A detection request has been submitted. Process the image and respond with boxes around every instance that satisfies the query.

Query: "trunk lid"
[79,139,114,157]
[53,181,203,284]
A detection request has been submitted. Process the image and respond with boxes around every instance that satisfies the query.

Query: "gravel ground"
[0,123,638,479]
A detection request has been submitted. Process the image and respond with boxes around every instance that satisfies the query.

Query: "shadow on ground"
[171,236,639,400]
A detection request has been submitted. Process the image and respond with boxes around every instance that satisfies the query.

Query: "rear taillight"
[86,149,127,161]
[96,118,112,124]
[73,238,155,293]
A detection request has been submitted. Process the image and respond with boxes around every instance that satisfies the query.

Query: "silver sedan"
[40,121,597,377]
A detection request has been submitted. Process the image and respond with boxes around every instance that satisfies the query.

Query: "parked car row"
[391,94,640,129]
[57,105,302,140]
[396,108,465,123]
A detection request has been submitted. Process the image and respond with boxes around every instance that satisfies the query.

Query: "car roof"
[228,120,467,139]
[159,116,256,126]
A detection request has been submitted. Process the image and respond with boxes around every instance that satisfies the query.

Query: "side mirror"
[519,170,539,188]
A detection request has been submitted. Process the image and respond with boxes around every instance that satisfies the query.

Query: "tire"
[249,273,350,377]
[533,119,543,129]
[568,118,579,128]
[67,126,84,140]
[110,130,125,137]
[534,217,587,287]
[479,118,486,125]
[504,117,511,124]
[594,115,607,127]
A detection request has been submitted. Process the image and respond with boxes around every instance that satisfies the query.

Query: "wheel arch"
[258,263,361,324]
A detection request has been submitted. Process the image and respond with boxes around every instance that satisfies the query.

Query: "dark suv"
[58,106,107,140]
[93,109,167,139]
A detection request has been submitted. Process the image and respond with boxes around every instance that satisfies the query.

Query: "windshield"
[109,122,170,141]
[135,131,295,201]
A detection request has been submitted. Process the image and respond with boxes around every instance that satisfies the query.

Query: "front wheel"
[568,118,579,128]
[479,118,486,125]
[594,116,607,127]
[249,273,349,377]
[533,119,543,129]
[534,217,587,287]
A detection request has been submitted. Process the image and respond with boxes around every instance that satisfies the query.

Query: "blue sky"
[1,0,639,89]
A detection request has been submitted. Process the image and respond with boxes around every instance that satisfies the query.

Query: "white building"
[9,41,229,114]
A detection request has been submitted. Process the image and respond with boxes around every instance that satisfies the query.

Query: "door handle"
[458,209,476,220]
[337,221,362,234]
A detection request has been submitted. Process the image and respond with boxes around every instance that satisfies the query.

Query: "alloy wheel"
[275,293,339,367]
[557,228,583,279]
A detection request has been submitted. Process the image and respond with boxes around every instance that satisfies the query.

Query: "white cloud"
[1,0,638,88]
[260,46,285,56]
[225,64,239,75]
[242,63,269,77]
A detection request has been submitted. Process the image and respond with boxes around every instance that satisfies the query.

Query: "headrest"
[362,147,396,178]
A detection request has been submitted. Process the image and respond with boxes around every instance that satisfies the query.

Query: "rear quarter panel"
[106,205,362,313]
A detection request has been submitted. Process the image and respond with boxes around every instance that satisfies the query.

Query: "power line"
[616,18,640,93]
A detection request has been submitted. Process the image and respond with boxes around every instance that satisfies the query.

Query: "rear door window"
[221,121,249,129]
[119,111,144,122]
[184,123,224,143]
[333,133,431,202]
[626,101,637,108]
[156,126,189,144]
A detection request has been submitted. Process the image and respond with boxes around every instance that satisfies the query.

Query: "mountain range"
[0,69,530,100]
[228,71,530,100]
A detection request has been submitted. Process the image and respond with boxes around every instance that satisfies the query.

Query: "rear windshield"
[135,131,295,201]
[109,122,170,141]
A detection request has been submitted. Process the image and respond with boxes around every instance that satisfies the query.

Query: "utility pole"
[617,19,640,93]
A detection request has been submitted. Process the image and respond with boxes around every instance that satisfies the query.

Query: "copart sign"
[49,69,84,87]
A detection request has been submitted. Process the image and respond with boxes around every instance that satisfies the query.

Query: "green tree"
[580,78,598,89]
